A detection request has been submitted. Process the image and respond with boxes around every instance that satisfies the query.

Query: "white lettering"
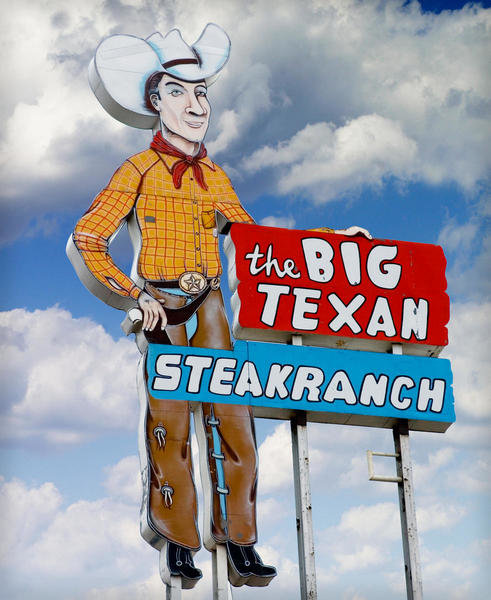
[328,293,364,333]
[284,258,300,277]
[301,238,334,283]
[390,376,415,410]
[183,355,213,393]
[340,241,361,285]
[367,245,401,289]
[153,354,182,391]
[402,298,429,341]
[292,288,321,330]
[265,364,294,399]
[257,283,290,326]
[323,371,357,404]
[234,361,263,397]
[359,374,389,406]
[245,243,300,278]
[366,297,396,337]
[209,358,237,395]
[417,378,445,413]
[291,366,324,401]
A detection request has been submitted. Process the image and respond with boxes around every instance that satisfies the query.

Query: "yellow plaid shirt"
[73,148,254,299]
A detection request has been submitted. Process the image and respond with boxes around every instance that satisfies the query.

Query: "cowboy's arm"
[212,167,369,237]
[67,161,166,329]
[213,166,255,225]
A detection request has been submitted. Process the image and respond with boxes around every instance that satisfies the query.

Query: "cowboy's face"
[151,74,210,143]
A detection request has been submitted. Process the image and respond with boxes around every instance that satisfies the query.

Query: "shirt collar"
[154,150,216,173]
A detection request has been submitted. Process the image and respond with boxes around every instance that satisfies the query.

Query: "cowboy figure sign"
[67,24,276,589]
[67,24,369,591]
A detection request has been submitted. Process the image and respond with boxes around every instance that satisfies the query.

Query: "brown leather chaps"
[142,289,258,550]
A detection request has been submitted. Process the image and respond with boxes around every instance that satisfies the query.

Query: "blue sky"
[0,1,489,599]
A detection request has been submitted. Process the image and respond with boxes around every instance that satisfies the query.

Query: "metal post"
[165,576,181,600]
[212,544,229,600]
[290,334,317,600]
[392,343,423,599]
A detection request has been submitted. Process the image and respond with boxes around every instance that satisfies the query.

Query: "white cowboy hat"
[88,23,231,130]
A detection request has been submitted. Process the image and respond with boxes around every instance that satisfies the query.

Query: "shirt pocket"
[201,209,216,229]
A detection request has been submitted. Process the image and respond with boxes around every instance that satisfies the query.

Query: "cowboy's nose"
[186,95,206,116]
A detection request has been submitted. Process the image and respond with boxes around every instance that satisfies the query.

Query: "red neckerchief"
[150,131,208,191]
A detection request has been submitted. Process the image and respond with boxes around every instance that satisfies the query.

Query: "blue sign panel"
[146,341,454,432]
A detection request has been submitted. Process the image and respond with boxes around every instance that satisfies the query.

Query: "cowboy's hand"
[137,290,167,331]
[334,226,372,240]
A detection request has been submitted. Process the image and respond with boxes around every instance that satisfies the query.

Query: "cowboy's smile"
[184,120,206,128]
[152,75,210,144]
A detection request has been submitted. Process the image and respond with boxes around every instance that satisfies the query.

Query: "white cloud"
[337,502,400,542]
[449,452,491,493]
[417,501,466,533]
[442,301,491,419]
[258,423,293,493]
[0,477,62,563]
[206,109,239,155]
[318,495,468,586]
[0,307,139,446]
[334,544,385,573]
[84,572,165,600]
[438,219,480,254]
[257,422,329,495]
[438,201,491,301]
[0,1,125,197]
[207,63,272,155]
[0,475,161,599]
[1,0,489,241]
[419,545,479,599]
[413,447,455,488]
[235,1,490,199]
[243,116,417,202]
[103,455,141,504]
[443,422,491,447]
[27,497,142,577]
[260,215,296,229]
[0,470,298,600]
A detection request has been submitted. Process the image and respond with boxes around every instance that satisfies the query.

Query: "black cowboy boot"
[162,541,203,589]
[226,541,277,587]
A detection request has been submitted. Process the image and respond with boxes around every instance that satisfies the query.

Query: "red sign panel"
[225,224,449,356]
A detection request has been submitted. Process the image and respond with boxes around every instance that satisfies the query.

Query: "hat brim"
[89,26,230,130]
[89,35,162,130]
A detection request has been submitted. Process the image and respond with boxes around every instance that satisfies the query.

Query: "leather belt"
[143,274,221,345]
[147,273,220,294]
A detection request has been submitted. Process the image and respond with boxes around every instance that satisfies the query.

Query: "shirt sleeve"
[307,227,335,233]
[72,161,142,300]
[212,166,255,225]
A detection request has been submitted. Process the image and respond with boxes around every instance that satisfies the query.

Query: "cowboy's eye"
[165,83,185,96]
[195,87,207,97]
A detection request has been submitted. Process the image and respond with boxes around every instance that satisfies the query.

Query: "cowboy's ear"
[150,93,160,110]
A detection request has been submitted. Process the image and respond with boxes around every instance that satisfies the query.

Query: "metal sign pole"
[393,422,423,599]
[392,343,423,600]
[290,335,318,600]
[212,544,229,600]
[165,576,181,600]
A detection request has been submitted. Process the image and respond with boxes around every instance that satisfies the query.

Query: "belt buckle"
[178,271,207,294]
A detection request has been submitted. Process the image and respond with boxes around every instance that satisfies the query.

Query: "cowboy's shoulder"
[207,160,234,185]
[125,148,160,175]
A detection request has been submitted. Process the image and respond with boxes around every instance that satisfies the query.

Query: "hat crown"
[147,23,230,82]
[147,29,196,63]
